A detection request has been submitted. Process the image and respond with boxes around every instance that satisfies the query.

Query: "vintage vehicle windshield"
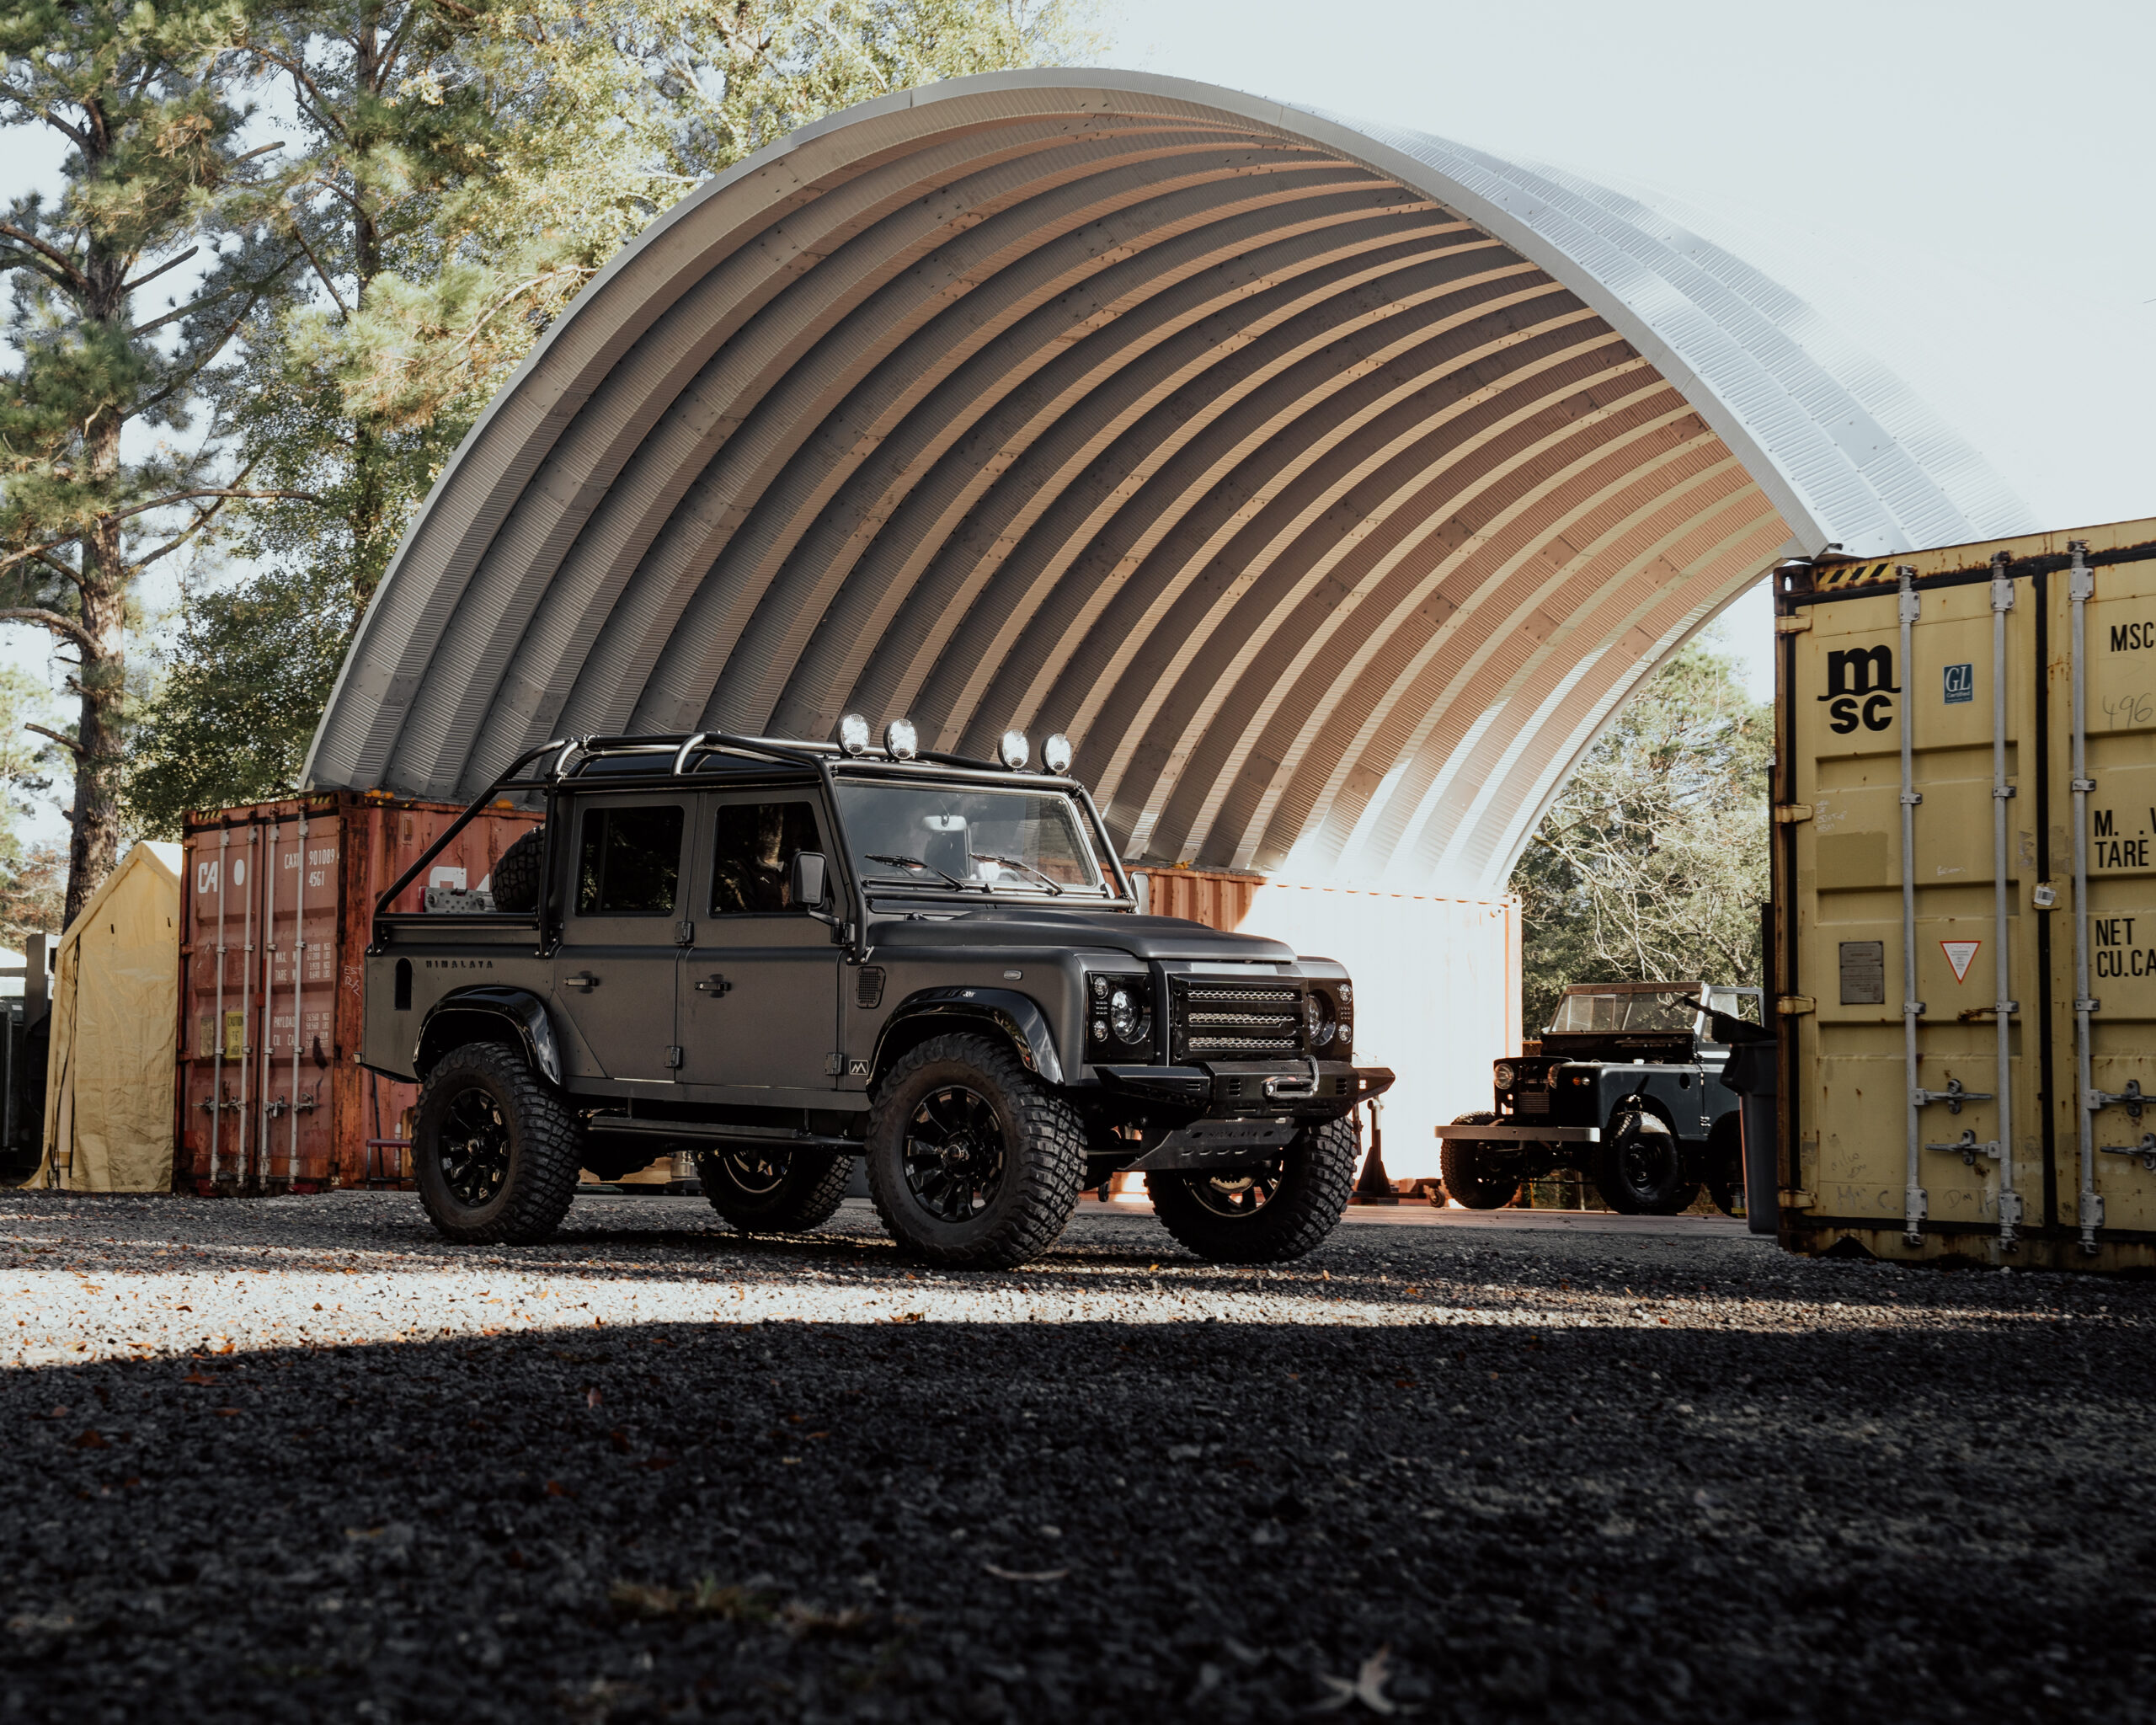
[834,778,1107,896]
[1545,987,1699,1036]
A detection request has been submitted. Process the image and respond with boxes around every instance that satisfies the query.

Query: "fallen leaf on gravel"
[777,1600,870,1638]
[545,1480,574,1498]
[179,1374,217,1386]
[886,1311,925,1324]
[982,1563,1069,1583]
[1312,1645,1399,1714]
[69,1429,108,1450]
[213,1408,242,1418]
[609,1578,772,1623]
[585,1388,601,1407]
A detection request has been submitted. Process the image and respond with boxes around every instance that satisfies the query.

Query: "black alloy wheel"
[903,1083,1008,1223]
[864,1032,1086,1268]
[438,1086,512,1206]
[1146,1114,1358,1264]
[694,1144,851,1233]
[412,1040,582,1245]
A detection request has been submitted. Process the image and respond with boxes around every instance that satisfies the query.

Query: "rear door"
[675,789,841,1107]
[552,794,689,1085]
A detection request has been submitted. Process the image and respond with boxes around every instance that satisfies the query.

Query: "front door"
[552,795,690,1084]
[677,790,840,1107]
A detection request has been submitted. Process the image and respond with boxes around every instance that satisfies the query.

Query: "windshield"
[1545,988,1700,1035]
[834,780,1107,896]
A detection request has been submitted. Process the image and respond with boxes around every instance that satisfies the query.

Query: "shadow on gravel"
[3,1313,2153,1724]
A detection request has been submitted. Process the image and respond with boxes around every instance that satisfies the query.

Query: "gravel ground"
[1,1188,2152,1724]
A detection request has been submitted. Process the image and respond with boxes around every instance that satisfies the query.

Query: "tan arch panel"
[307,72,2030,895]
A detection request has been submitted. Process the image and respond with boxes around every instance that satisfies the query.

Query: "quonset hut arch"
[303,71,2028,895]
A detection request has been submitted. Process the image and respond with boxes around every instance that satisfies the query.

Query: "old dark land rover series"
[1434,981,1759,1216]
[361,723,1393,1268]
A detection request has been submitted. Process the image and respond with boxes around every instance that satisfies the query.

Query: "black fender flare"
[871,987,1064,1087]
[415,985,563,1086]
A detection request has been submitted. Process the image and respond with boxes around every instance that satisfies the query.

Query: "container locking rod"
[2068,542,2104,1250]
[1988,553,2019,1248]
[1897,567,1927,1246]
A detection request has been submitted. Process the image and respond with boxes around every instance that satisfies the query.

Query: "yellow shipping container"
[1774,515,2156,1270]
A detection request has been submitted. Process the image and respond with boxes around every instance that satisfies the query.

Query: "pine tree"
[0,0,298,917]
[125,0,1103,831]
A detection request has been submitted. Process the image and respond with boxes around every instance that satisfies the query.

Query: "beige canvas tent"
[30,841,181,1192]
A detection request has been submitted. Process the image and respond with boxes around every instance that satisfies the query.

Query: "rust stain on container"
[175,792,542,1193]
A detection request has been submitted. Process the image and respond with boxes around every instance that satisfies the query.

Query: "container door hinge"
[1775,996,1815,1016]
[1773,804,1813,824]
[1774,613,1812,634]
[1779,1188,1815,1207]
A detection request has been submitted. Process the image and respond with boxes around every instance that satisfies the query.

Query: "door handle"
[694,975,731,996]
[564,971,600,991]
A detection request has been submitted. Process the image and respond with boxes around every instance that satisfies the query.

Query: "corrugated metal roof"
[304,70,2030,894]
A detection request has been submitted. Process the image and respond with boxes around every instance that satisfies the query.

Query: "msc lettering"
[1818,644,1897,734]
[2111,622,2156,652]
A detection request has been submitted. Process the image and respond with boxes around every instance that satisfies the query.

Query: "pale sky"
[3,0,2148,838]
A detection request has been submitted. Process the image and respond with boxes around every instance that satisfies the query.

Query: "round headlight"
[883,718,917,760]
[1041,732,1074,775]
[996,729,1030,771]
[1493,1061,1517,1091]
[836,713,872,756]
[1108,986,1150,1044]
[1304,991,1337,1048]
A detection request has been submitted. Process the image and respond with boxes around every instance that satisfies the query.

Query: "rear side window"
[710,801,821,915]
[575,804,684,916]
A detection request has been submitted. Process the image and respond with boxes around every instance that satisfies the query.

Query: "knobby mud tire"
[1440,1114,1522,1210]
[695,1146,852,1234]
[414,1040,582,1245]
[1146,1114,1359,1264]
[865,1033,1085,1269]
[488,830,544,914]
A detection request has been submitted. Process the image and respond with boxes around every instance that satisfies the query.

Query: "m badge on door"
[1940,939,1980,983]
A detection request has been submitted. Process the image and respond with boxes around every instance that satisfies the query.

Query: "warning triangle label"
[1941,939,1980,983]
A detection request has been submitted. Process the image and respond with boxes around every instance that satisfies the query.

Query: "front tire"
[695,1146,851,1233]
[1146,1115,1358,1264]
[1592,1108,1694,1215]
[414,1041,582,1245]
[1440,1114,1521,1210]
[865,1033,1086,1268]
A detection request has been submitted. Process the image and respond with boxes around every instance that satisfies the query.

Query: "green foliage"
[131,0,1105,819]
[125,561,350,832]
[0,0,296,918]
[1511,631,1771,1033]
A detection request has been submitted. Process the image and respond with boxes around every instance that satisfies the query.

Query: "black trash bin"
[1710,1010,1778,1237]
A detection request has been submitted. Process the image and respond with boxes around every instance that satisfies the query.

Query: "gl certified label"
[1943,663,1974,704]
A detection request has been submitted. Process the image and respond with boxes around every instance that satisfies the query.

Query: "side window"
[710,801,821,915]
[575,804,684,916]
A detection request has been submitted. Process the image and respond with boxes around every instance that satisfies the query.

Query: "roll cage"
[367,730,1139,960]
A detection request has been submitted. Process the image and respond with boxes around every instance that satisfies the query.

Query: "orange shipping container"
[176,793,542,1192]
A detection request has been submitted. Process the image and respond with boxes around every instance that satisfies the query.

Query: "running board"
[1431,1123,1600,1143]
[585,1114,857,1153]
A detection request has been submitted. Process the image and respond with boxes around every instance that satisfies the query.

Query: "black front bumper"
[1093,1060,1393,1117]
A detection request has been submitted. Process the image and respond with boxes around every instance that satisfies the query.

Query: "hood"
[866,904,1298,964]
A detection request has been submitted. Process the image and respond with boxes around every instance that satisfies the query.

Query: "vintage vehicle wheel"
[487,828,544,914]
[865,1033,1086,1268]
[1592,1108,1694,1215]
[413,1040,582,1245]
[1145,1114,1358,1264]
[695,1146,851,1233]
[1439,1114,1521,1210]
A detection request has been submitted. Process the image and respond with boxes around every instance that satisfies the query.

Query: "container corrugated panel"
[1132,867,1521,1181]
[176,793,542,1192]
[1774,514,2156,1271]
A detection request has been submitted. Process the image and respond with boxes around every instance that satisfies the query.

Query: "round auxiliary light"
[996,729,1030,771]
[1040,732,1074,775]
[883,718,918,761]
[836,713,872,756]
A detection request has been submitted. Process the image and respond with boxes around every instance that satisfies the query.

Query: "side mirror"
[791,851,830,911]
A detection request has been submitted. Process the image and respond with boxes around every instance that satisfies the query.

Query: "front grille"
[1518,1091,1550,1117]
[1171,979,1303,1060]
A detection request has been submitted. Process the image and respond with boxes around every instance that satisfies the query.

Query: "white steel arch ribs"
[306,71,2031,895]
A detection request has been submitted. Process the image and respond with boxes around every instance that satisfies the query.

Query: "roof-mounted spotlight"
[1040,732,1074,775]
[996,729,1030,771]
[883,718,918,761]
[836,713,872,756]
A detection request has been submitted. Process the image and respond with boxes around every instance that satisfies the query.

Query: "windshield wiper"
[864,852,970,890]
[971,852,1064,896]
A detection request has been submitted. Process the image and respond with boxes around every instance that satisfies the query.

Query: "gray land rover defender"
[361,724,1394,1269]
